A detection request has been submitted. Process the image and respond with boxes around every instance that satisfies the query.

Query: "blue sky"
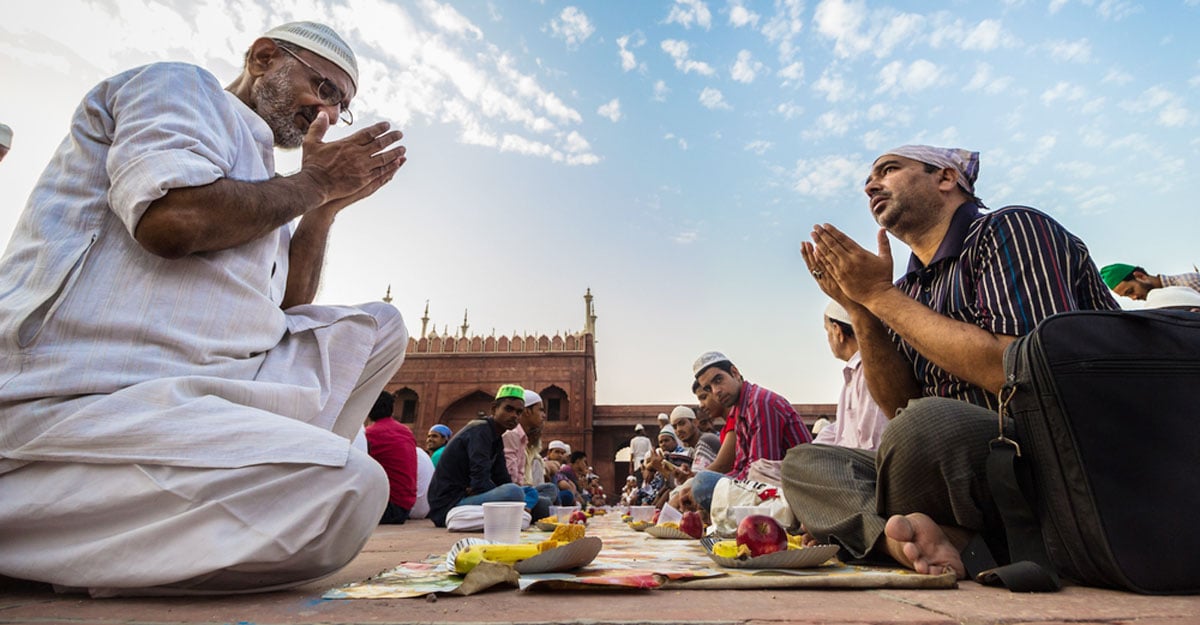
[2,0,1198,405]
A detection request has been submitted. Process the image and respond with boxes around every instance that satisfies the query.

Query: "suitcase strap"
[982,437,1061,592]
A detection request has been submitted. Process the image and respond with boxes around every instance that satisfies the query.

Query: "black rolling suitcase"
[984,309,1200,593]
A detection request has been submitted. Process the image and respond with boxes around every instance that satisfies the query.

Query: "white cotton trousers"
[0,302,408,596]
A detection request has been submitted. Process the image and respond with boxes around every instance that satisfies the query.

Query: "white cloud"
[777,61,804,87]
[802,110,858,139]
[929,16,1016,51]
[1051,0,1141,20]
[1122,86,1193,127]
[730,49,763,83]
[728,0,760,28]
[964,62,1014,95]
[699,86,732,110]
[660,39,716,75]
[812,0,924,59]
[547,6,595,49]
[744,139,773,155]
[861,129,888,150]
[791,154,865,197]
[1102,68,1133,85]
[422,0,485,39]
[653,80,671,102]
[961,19,1008,51]
[864,102,913,127]
[1040,81,1087,106]
[597,98,622,122]
[665,0,713,30]
[813,67,853,102]
[1048,0,1070,13]
[673,230,700,244]
[776,101,804,120]
[664,132,689,150]
[616,32,646,72]
[875,59,944,95]
[761,0,805,62]
[1047,38,1092,62]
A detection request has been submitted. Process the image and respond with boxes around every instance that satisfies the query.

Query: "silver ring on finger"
[812,269,824,279]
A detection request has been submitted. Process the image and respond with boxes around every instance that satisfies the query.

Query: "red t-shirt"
[365,418,418,509]
[719,413,735,444]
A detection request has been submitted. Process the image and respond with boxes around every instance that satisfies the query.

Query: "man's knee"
[492,483,526,502]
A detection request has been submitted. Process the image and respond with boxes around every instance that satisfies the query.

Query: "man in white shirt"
[813,301,890,450]
[0,22,407,596]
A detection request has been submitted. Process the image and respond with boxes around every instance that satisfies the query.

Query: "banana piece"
[453,543,543,575]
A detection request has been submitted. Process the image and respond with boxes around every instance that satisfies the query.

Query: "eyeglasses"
[277,45,354,126]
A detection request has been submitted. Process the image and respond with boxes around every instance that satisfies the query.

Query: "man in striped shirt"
[783,145,1116,579]
[681,351,811,512]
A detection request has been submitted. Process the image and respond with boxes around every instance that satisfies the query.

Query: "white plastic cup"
[482,501,525,544]
[554,504,581,523]
[629,505,655,523]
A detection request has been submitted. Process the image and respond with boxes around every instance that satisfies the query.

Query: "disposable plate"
[445,537,603,575]
[645,524,694,539]
[699,536,840,569]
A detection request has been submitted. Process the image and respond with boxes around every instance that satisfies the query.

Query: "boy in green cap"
[1100,263,1200,301]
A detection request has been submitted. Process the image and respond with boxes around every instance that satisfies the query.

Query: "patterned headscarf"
[878,145,980,196]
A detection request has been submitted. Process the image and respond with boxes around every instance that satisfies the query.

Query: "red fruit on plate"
[679,510,705,538]
[736,514,787,557]
[569,510,589,525]
[651,509,660,524]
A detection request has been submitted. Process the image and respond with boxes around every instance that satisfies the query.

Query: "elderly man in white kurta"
[0,22,409,596]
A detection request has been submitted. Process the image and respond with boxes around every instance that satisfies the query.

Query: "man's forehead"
[871,153,923,170]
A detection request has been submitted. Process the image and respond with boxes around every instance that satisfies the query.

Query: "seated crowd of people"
[4,18,1197,595]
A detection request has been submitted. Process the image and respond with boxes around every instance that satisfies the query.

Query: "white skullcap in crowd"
[548,440,571,453]
[523,389,543,407]
[264,21,359,90]
[824,300,851,325]
[669,405,696,422]
[692,350,730,377]
[0,124,12,149]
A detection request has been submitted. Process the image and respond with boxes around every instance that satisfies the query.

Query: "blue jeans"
[691,470,726,512]
[457,483,526,507]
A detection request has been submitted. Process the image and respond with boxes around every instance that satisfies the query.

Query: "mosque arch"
[439,390,492,434]
[393,387,419,424]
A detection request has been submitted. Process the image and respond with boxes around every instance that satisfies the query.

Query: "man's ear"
[1131,270,1150,280]
[246,38,281,77]
[730,365,742,381]
[937,166,958,191]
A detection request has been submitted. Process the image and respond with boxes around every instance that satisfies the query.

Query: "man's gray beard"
[252,69,304,149]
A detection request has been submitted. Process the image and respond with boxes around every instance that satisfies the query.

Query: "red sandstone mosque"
[382,289,834,495]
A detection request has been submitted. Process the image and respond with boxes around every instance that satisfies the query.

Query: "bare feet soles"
[883,513,967,579]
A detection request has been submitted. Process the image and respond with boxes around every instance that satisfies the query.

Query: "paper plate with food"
[645,522,694,539]
[700,515,839,569]
[447,524,600,575]
[534,516,560,531]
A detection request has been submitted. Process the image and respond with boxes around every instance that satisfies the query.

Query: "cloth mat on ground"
[324,512,956,599]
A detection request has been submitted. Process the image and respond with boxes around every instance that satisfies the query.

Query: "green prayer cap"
[495,384,526,402]
[1099,263,1137,290]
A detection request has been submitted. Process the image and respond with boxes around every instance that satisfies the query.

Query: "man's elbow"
[134,207,199,259]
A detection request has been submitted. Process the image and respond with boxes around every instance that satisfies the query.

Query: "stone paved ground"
[3,520,1198,625]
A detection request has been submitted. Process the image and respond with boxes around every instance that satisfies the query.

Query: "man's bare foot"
[883,513,967,579]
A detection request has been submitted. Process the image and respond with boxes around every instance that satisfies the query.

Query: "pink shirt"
[730,381,811,480]
[814,352,890,451]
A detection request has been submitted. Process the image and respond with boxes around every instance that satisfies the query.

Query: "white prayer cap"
[548,440,571,453]
[0,124,11,148]
[824,300,851,325]
[669,405,696,422]
[692,350,731,377]
[264,21,359,90]
[1144,286,1200,310]
[657,412,669,423]
[523,389,543,407]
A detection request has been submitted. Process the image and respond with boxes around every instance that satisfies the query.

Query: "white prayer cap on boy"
[669,405,696,422]
[548,440,571,453]
[264,21,359,90]
[824,300,852,325]
[523,389,543,407]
